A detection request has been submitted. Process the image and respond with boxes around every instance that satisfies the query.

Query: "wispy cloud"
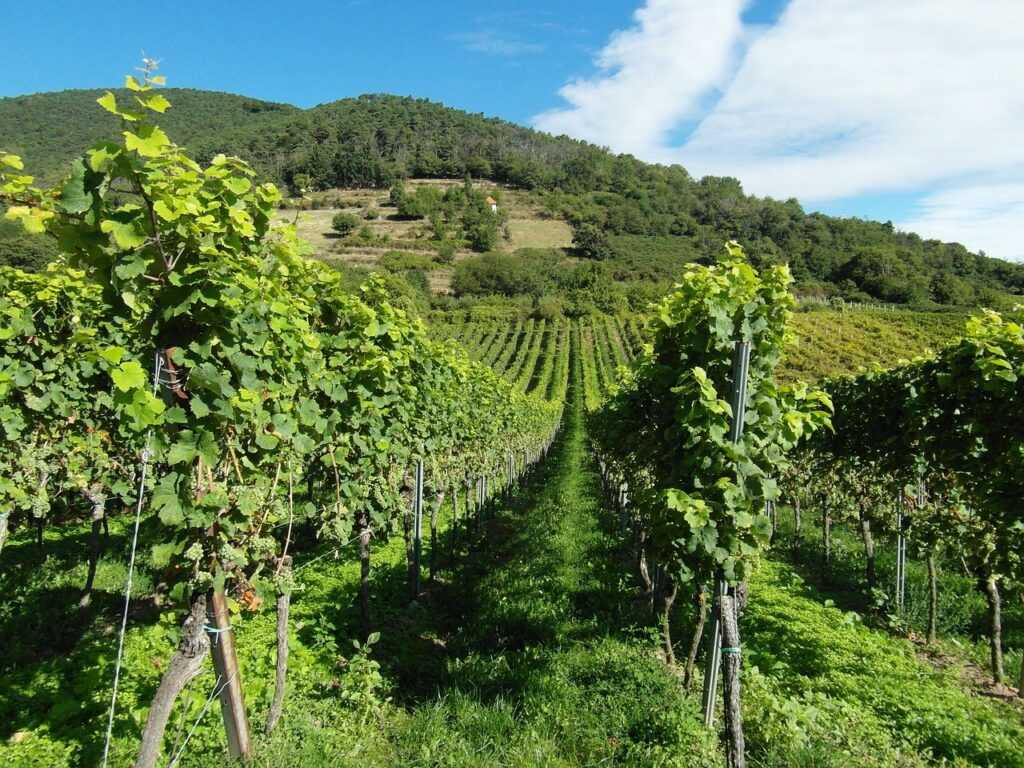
[533,0,1024,260]
[901,183,1024,262]
[534,0,748,156]
[450,31,545,58]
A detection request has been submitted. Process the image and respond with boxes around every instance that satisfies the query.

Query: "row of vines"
[0,69,561,767]
[586,243,1024,766]
[589,243,831,767]
[432,313,640,410]
[785,309,1024,689]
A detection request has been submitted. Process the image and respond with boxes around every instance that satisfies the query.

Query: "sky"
[2,0,1022,260]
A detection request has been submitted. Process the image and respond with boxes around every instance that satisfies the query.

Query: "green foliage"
[396,186,441,220]
[330,212,359,236]
[435,239,457,264]
[572,222,612,260]
[0,72,560,610]
[453,251,552,297]
[378,250,435,272]
[0,214,57,270]
[460,195,500,252]
[813,309,1024,578]
[336,633,389,724]
[745,561,1024,767]
[388,183,404,207]
[451,249,624,314]
[534,295,564,321]
[5,88,1021,305]
[780,308,968,383]
[0,88,295,187]
[593,243,831,586]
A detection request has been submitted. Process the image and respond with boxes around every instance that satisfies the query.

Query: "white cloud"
[900,183,1024,261]
[452,31,545,57]
[534,0,748,157]
[533,0,1024,260]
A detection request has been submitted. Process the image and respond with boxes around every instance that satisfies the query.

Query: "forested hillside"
[2,87,1023,305]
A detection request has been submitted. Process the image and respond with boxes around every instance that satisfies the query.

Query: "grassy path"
[291,342,721,767]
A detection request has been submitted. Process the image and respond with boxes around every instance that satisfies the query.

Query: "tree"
[331,212,359,236]
[462,197,499,252]
[397,186,442,220]
[572,223,612,260]
[435,240,456,264]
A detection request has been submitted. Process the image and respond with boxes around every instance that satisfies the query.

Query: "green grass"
[744,560,1024,767]
[768,508,1023,703]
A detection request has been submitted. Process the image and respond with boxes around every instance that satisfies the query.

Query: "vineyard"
[1,74,1023,768]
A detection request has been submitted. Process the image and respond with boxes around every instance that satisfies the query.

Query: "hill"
[1,87,1023,306]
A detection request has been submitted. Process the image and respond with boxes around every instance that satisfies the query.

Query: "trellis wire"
[292,528,374,575]
[100,350,162,768]
[166,671,236,768]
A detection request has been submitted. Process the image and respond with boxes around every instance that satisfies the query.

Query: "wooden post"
[619,481,629,533]
[895,497,904,611]
[720,593,745,768]
[507,452,513,499]
[208,589,252,760]
[412,459,423,597]
[702,340,751,728]
[450,485,457,559]
[265,555,292,735]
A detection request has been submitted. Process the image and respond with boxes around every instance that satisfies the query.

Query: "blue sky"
[0,1,630,120]
[2,0,1022,259]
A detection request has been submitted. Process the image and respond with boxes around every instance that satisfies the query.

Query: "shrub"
[397,187,442,220]
[534,295,564,320]
[435,240,457,265]
[331,212,360,236]
[573,223,613,260]
[379,251,435,272]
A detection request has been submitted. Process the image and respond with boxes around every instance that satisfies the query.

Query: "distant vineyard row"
[433,306,967,411]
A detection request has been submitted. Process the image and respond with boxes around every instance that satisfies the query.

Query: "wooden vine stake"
[895,496,906,611]
[449,485,457,558]
[720,593,745,768]
[208,588,252,760]
[412,459,424,597]
[265,554,292,735]
[702,340,750,737]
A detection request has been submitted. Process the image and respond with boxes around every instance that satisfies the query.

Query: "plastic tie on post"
[203,624,233,645]
[721,646,741,655]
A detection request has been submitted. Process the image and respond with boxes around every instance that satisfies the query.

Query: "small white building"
[486,195,498,213]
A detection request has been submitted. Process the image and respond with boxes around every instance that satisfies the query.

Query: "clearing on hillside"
[276,180,572,281]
